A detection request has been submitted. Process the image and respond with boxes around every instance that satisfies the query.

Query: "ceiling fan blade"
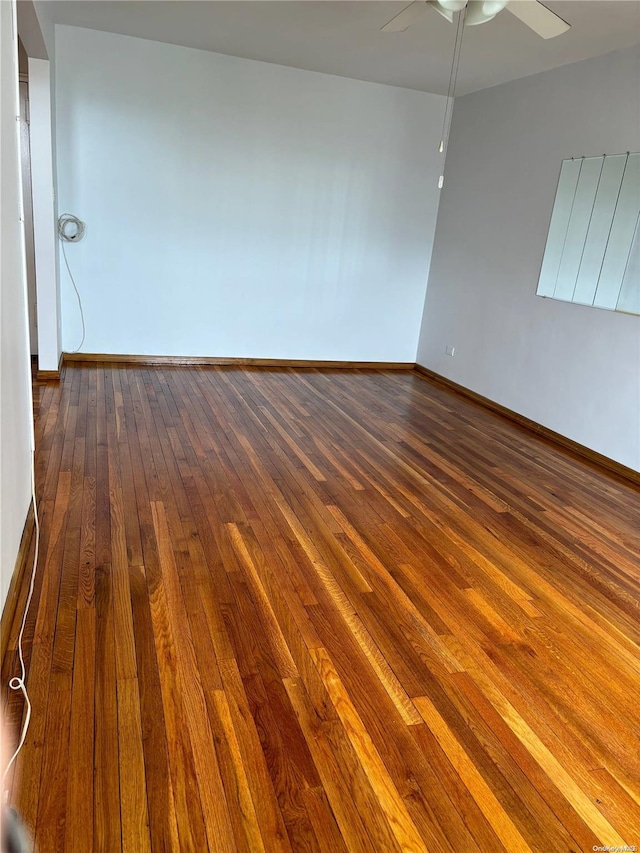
[380,2,430,33]
[506,1,570,39]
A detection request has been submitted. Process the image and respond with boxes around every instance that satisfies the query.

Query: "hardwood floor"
[3,363,640,852]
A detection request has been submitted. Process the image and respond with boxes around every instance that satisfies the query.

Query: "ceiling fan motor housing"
[382,0,570,40]
[430,0,510,25]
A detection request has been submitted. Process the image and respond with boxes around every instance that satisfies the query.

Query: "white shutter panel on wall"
[593,153,640,310]
[537,152,640,317]
[572,154,627,306]
[615,215,640,315]
[537,159,581,297]
[553,156,603,302]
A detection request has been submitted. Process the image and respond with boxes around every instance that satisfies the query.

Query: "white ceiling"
[47,1,640,95]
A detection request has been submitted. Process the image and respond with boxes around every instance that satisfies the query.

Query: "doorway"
[18,38,38,356]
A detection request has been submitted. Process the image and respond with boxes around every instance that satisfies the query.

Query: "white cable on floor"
[58,214,86,354]
[2,449,40,796]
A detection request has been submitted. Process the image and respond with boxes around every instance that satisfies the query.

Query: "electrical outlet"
[445,345,455,357]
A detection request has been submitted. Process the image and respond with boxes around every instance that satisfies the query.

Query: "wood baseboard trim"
[1,506,35,663]
[63,353,413,370]
[36,352,64,381]
[413,363,640,489]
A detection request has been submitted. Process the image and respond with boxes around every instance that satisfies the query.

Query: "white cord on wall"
[2,214,86,792]
[2,450,40,797]
[58,213,86,354]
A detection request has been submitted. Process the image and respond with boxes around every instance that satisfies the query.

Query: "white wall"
[17,0,62,374]
[54,26,445,362]
[30,57,61,372]
[417,46,640,471]
[1,0,35,611]
[33,2,63,367]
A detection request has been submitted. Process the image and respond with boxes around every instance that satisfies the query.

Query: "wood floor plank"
[219,658,293,852]
[150,499,237,853]
[93,562,122,853]
[282,673,403,853]
[64,607,96,851]
[3,363,639,852]
[116,678,152,853]
[309,646,429,853]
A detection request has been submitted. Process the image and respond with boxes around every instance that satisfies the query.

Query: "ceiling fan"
[381,0,571,39]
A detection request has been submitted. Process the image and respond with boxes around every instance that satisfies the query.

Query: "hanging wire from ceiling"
[438,3,468,188]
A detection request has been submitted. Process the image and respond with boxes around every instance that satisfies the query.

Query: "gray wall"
[417,45,640,471]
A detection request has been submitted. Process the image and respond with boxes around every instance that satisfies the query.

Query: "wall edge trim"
[36,351,64,381]
[413,363,640,489]
[63,353,414,370]
[1,505,35,664]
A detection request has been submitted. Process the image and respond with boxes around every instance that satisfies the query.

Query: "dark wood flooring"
[3,363,640,852]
